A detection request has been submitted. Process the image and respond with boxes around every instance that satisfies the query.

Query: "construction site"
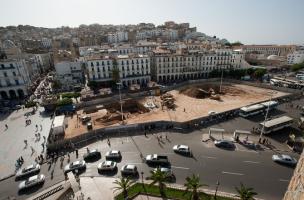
[64,82,288,138]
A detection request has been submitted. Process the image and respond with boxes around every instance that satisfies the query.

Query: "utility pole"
[260,94,273,140]
[220,68,224,93]
[117,82,124,124]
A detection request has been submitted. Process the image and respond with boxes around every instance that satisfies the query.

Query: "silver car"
[18,174,45,191]
[173,145,192,155]
[98,161,117,172]
[64,160,86,174]
[121,164,138,176]
[105,150,122,160]
[16,163,40,178]
[272,154,297,166]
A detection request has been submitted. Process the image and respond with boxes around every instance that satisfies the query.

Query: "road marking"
[171,166,190,170]
[201,155,217,159]
[222,171,244,176]
[243,161,260,164]
[127,162,143,165]
[279,179,290,182]
[122,151,138,154]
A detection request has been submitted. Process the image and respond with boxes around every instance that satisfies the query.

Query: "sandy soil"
[64,83,288,138]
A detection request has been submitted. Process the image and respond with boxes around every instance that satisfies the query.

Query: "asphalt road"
[0,96,303,200]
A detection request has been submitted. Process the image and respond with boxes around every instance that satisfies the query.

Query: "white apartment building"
[287,50,304,65]
[0,59,31,99]
[55,61,84,91]
[107,32,128,43]
[152,49,243,82]
[85,54,150,88]
[41,38,52,48]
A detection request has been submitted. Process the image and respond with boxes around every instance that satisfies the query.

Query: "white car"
[64,160,86,174]
[173,145,192,156]
[105,150,122,160]
[16,163,40,178]
[18,174,45,191]
[272,154,297,166]
[208,111,217,116]
[121,164,138,176]
[98,161,117,172]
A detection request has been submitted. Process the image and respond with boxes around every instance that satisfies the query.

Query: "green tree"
[149,168,170,196]
[113,177,134,200]
[52,80,62,90]
[112,59,120,83]
[291,62,304,72]
[235,183,257,200]
[56,98,72,107]
[254,68,267,80]
[184,174,207,200]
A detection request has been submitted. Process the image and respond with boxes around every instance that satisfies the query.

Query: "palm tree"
[235,183,257,200]
[184,174,208,200]
[149,168,170,196]
[113,177,134,199]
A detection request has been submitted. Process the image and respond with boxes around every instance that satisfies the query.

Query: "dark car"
[83,149,101,161]
[214,140,235,149]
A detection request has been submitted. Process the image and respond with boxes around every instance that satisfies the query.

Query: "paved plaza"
[0,107,52,180]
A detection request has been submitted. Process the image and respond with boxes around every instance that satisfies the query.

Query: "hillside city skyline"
[1,0,303,45]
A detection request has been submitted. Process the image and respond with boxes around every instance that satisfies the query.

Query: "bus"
[239,100,278,118]
[259,116,293,134]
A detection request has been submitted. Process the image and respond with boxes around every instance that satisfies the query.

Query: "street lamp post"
[117,82,124,124]
[214,180,220,199]
[141,171,144,185]
[220,69,224,93]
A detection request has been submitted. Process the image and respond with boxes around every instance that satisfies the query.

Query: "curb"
[0,173,15,182]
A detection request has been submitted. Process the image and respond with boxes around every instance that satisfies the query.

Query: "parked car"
[105,150,122,160]
[16,163,40,179]
[64,160,86,174]
[18,174,45,191]
[272,154,297,166]
[173,145,192,156]
[153,167,175,181]
[214,140,235,149]
[83,149,101,161]
[121,164,138,176]
[208,111,217,116]
[98,161,117,172]
[87,122,93,130]
[145,154,169,165]
[81,116,91,123]
[12,105,22,110]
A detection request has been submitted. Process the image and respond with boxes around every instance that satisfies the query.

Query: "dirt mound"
[180,84,245,99]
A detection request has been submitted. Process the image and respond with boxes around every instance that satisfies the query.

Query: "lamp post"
[117,82,124,124]
[214,180,220,199]
[141,171,144,185]
[220,68,224,93]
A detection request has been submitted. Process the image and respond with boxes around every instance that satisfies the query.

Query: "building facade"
[241,45,296,56]
[107,32,128,43]
[151,49,244,82]
[85,54,150,88]
[0,59,31,99]
[54,61,84,91]
[287,50,304,65]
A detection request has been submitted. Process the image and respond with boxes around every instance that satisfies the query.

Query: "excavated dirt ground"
[64,83,288,138]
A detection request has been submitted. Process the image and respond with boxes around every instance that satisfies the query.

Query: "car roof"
[28,175,38,181]
[111,150,119,154]
[25,164,35,170]
[178,145,189,149]
[103,161,113,165]
[126,164,136,169]
[90,149,98,153]
[73,161,81,165]
[281,154,292,159]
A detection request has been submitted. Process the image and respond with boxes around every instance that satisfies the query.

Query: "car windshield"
[22,165,34,172]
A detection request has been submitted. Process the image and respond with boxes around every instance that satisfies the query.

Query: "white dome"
[267,55,279,60]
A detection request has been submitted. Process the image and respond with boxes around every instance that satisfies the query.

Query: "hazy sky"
[0,0,303,45]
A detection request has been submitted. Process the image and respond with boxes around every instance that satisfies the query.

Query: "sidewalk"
[79,176,118,200]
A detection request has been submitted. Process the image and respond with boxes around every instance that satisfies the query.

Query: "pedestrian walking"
[24,140,27,145]
[144,131,147,137]
[5,124,8,129]
[30,146,35,154]
[40,125,42,131]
